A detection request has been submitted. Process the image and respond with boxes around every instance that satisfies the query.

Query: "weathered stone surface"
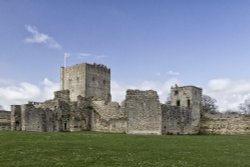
[201,112,250,134]
[61,63,111,103]
[0,110,11,130]
[162,105,193,135]
[170,86,202,134]
[11,105,21,131]
[125,90,162,135]
[91,99,127,133]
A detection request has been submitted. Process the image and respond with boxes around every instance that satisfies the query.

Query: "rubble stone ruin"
[1,63,250,135]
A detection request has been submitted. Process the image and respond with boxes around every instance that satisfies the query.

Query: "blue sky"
[1,0,250,111]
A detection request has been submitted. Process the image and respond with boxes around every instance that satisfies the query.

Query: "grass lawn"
[0,131,250,167]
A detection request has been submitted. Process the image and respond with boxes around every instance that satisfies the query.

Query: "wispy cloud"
[68,52,92,60]
[69,52,108,60]
[95,55,108,59]
[77,53,92,57]
[167,70,180,76]
[24,25,62,50]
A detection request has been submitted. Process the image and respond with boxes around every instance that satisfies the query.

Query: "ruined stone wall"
[68,96,92,132]
[200,112,250,134]
[21,104,43,132]
[0,110,11,130]
[85,64,111,103]
[19,100,60,132]
[61,64,87,101]
[125,90,162,135]
[161,105,193,134]
[11,105,22,131]
[91,100,127,133]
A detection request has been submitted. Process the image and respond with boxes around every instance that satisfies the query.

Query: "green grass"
[0,131,250,167]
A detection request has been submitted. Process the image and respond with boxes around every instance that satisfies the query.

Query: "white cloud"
[204,78,250,112]
[72,52,92,58]
[41,78,60,100]
[207,78,232,92]
[65,52,108,62]
[167,70,180,76]
[95,55,108,59]
[0,78,59,110]
[24,25,62,49]
[111,78,181,103]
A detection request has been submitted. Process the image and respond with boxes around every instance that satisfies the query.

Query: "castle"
[1,63,250,135]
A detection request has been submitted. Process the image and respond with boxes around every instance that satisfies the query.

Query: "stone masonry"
[61,63,111,103]
[0,62,248,135]
[0,110,11,130]
[200,112,250,135]
[125,90,162,135]
[167,85,202,134]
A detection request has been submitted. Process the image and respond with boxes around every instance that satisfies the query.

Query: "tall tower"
[170,85,202,133]
[60,63,111,102]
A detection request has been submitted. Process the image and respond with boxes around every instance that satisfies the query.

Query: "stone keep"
[170,86,202,133]
[60,63,111,102]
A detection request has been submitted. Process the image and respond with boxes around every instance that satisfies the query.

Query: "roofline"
[171,85,202,90]
[61,63,110,70]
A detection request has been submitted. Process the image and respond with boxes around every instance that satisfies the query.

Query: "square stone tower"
[170,85,202,133]
[60,63,111,102]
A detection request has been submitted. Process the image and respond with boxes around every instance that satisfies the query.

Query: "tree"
[239,98,250,114]
[201,95,218,113]
[0,105,3,110]
[165,95,171,106]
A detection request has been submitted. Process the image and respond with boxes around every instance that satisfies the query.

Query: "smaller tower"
[170,85,202,133]
[170,85,202,109]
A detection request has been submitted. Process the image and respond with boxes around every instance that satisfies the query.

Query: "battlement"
[62,63,110,72]
[87,63,110,72]
[171,85,202,91]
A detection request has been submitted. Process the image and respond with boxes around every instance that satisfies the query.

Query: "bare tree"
[165,95,171,106]
[239,98,250,114]
[201,95,218,113]
[0,105,3,110]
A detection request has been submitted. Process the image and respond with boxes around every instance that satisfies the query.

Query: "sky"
[1,0,250,111]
